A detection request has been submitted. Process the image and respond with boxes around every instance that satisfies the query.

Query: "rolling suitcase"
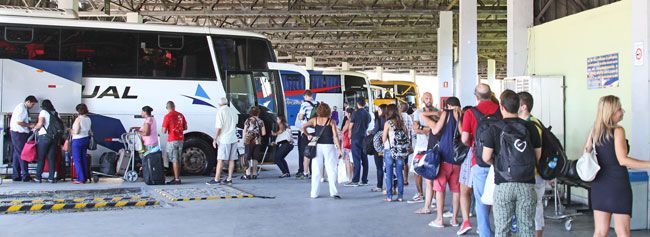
[116,149,131,175]
[142,151,165,185]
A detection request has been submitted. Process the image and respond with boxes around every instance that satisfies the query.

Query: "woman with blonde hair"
[586,95,650,237]
[301,102,343,199]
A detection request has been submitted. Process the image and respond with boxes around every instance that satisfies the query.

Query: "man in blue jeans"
[461,84,499,237]
[345,100,370,187]
[9,96,38,182]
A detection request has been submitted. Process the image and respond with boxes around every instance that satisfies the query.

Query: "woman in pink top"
[138,106,159,149]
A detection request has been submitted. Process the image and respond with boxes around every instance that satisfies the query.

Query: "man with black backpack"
[460,83,499,237]
[518,92,545,237]
[296,90,318,179]
[481,90,542,237]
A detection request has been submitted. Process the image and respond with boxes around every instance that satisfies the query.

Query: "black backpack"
[471,107,502,167]
[493,121,536,182]
[533,120,568,180]
[45,111,65,140]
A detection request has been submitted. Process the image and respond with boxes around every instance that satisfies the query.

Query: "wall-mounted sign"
[634,42,644,66]
[587,53,619,89]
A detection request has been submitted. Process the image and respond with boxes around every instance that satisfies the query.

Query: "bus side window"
[138,34,215,80]
[0,26,59,61]
[213,37,244,80]
[60,29,138,77]
[246,39,273,70]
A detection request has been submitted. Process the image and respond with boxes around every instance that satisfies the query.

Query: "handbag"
[20,134,38,163]
[576,142,600,182]
[481,166,496,205]
[413,144,442,180]
[303,118,330,159]
[452,128,469,164]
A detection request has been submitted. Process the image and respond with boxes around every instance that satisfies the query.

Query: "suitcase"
[142,151,165,185]
[99,152,118,175]
[71,154,92,181]
[116,149,131,175]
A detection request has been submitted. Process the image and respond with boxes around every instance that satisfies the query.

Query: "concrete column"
[631,0,650,226]
[437,11,454,98]
[507,0,533,77]
[458,0,478,106]
[305,57,315,70]
[375,67,383,81]
[341,62,350,71]
[487,59,496,82]
[57,0,79,12]
[126,12,143,23]
[409,70,416,83]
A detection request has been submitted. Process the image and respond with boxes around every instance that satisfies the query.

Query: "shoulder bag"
[303,118,331,159]
[576,141,600,182]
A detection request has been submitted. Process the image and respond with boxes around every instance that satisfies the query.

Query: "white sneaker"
[443,211,453,218]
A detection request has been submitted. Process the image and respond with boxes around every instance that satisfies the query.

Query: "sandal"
[370,187,383,192]
[396,198,403,202]
[414,208,432,214]
[384,198,393,202]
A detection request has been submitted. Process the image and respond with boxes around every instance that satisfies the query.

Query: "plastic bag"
[337,158,349,184]
[481,166,495,205]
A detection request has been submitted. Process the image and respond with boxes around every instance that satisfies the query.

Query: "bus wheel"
[181,138,215,176]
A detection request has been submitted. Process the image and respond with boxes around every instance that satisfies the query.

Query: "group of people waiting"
[225,84,650,237]
[8,95,188,185]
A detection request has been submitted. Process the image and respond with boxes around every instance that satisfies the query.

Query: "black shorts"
[245,144,262,162]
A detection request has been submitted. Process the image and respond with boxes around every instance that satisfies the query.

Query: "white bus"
[275,67,374,129]
[0,13,286,176]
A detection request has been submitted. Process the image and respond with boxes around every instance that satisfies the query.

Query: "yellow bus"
[369,80,419,110]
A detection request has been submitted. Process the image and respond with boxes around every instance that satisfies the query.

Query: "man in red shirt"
[162,101,187,185]
[460,83,499,237]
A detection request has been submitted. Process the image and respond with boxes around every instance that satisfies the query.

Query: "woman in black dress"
[585,95,650,237]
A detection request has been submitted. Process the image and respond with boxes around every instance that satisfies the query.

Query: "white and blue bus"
[0,13,285,176]
[274,66,373,129]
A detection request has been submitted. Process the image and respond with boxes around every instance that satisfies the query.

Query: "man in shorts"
[162,101,187,185]
[207,98,239,185]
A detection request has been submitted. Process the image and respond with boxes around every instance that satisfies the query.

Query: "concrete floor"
[0,149,648,237]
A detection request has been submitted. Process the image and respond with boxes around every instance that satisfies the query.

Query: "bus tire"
[181,137,215,176]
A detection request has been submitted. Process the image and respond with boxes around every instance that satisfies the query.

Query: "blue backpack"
[413,145,441,180]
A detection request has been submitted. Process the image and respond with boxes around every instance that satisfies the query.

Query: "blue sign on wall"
[587,53,619,89]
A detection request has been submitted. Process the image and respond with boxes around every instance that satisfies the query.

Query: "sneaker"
[224,179,233,185]
[412,193,424,203]
[279,173,290,178]
[370,187,383,192]
[297,175,306,180]
[343,182,359,187]
[12,177,21,182]
[359,182,368,186]
[321,178,328,183]
[295,172,303,177]
[443,211,453,218]
[166,179,182,185]
[428,220,444,228]
[22,177,32,182]
[456,221,472,235]
[206,179,222,185]
[32,178,42,183]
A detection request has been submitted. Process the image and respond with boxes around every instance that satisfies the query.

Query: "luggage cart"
[91,132,139,183]
[545,178,584,231]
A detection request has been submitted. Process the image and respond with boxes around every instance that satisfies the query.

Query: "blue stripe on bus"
[14,60,83,84]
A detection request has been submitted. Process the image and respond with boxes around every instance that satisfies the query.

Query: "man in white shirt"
[412,92,438,208]
[295,90,317,179]
[9,96,38,181]
[207,98,239,185]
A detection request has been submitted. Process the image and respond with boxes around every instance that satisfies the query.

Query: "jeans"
[472,165,494,237]
[71,137,90,182]
[36,135,57,180]
[10,131,30,180]
[297,133,307,173]
[384,149,404,199]
[374,152,384,189]
[351,137,368,183]
[274,142,294,174]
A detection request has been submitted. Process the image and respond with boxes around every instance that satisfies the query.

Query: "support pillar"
[631,0,650,227]
[507,0,533,77]
[375,67,383,81]
[458,0,478,106]
[437,11,454,99]
[305,57,314,70]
